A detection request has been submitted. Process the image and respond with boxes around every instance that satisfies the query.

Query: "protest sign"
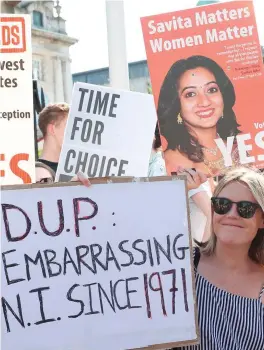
[55,83,157,182]
[141,0,264,177]
[0,15,35,185]
[1,177,198,350]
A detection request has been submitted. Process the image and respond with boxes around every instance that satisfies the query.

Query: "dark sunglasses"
[211,197,261,219]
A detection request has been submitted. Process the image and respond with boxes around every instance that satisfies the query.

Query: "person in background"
[174,166,264,350]
[36,103,69,182]
[148,123,212,242]
[148,123,167,177]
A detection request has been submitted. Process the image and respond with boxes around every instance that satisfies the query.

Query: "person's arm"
[177,167,207,191]
[177,168,211,241]
[191,190,212,242]
[208,176,216,193]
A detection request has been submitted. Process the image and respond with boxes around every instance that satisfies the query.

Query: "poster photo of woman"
[157,55,241,177]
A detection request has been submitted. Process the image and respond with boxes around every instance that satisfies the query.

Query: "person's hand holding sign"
[72,167,208,192]
[174,167,207,191]
[70,171,91,187]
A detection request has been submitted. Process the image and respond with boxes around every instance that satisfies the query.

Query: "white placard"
[0,15,36,185]
[55,83,157,182]
[1,178,198,350]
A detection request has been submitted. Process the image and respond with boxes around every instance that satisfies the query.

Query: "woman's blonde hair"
[199,167,264,265]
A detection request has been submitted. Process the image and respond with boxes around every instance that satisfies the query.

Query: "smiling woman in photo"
[158,55,241,177]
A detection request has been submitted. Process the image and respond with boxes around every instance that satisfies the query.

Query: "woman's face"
[213,181,264,247]
[178,67,224,129]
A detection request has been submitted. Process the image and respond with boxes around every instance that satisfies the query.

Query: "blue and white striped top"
[174,249,264,350]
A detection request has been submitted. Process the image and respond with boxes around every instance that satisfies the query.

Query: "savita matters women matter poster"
[141,0,264,177]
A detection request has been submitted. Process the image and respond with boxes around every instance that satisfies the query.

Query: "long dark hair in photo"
[153,122,162,150]
[157,55,241,163]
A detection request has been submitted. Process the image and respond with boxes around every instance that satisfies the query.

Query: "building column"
[53,56,64,102]
[62,59,73,104]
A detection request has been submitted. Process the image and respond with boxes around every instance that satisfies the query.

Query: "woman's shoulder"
[164,149,194,172]
[164,149,193,163]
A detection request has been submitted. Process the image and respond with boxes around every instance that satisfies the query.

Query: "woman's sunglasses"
[211,197,261,219]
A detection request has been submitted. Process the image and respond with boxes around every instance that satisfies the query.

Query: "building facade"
[73,52,264,95]
[73,60,151,94]
[2,0,77,104]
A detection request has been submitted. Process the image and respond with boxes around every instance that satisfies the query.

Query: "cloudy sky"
[60,0,264,74]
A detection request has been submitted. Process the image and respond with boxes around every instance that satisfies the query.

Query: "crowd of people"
[34,102,263,349]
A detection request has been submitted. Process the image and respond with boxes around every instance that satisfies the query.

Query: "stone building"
[1,0,77,104]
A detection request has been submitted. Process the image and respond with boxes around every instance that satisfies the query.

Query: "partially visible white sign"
[56,82,156,182]
[0,15,35,185]
[1,177,198,349]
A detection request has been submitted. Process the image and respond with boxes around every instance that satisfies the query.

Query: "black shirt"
[38,159,58,174]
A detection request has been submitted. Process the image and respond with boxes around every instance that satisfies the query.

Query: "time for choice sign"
[0,15,35,185]
[56,83,157,182]
[1,177,198,350]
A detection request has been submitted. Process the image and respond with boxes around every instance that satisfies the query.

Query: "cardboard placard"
[1,177,198,350]
[0,15,35,185]
[141,0,264,177]
[55,83,157,182]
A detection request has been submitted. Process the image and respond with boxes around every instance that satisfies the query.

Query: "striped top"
[174,249,264,350]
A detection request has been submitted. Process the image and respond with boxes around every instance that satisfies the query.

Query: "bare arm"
[191,191,212,242]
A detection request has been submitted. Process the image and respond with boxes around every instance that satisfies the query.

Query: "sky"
[60,0,264,74]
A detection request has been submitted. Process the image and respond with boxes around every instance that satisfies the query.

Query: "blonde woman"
[174,167,264,350]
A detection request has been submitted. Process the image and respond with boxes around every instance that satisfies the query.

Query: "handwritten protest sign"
[141,0,264,177]
[1,177,198,350]
[0,15,35,185]
[55,83,157,182]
